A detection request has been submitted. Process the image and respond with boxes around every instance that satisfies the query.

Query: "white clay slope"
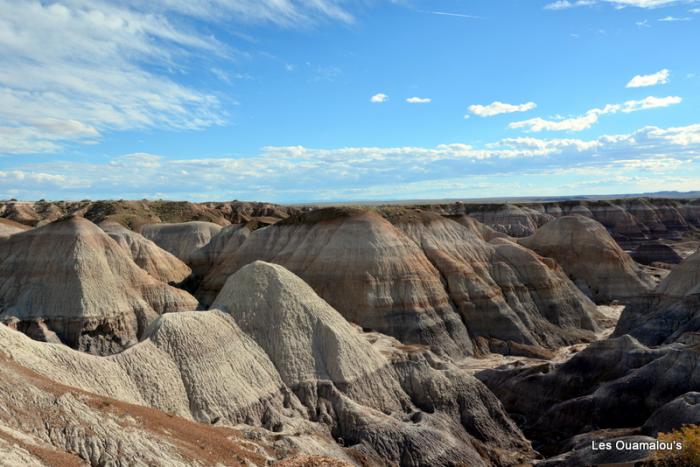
[212,261,408,412]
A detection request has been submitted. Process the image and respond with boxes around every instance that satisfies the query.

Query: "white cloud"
[0,0,359,155]
[643,123,700,145]
[658,15,692,21]
[121,0,356,26]
[406,97,431,104]
[370,93,389,103]
[546,0,696,9]
[544,1,596,10]
[510,96,682,132]
[608,0,692,7]
[468,101,537,117]
[3,122,700,201]
[618,95,682,110]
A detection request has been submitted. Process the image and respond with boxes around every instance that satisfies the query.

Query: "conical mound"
[0,311,299,428]
[189,222,253,277]
[200,207,601,357]
[198,208,472,357]
[389,210,600,353]
[655,248,700,299]
[0,306,533,466]
[100,221,192,284]
[114,310,297,425]
[212,260,407,411]
[449,214,509,242]
[140,221,223,264]
[519,215,655,303]
[615,249,700,344]
[0,216,198,354]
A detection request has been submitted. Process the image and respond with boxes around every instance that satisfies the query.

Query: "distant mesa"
[453,198,700,247]
[0,199,298,230]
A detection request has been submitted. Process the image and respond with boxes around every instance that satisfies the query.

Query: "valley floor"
[458,305,625,374]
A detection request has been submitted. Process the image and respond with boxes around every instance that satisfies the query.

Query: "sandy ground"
[458,305,625,373]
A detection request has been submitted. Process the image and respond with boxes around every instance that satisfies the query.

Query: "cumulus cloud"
[510,96,682,132]
[370,93,389,103]
[406,97,431,104]
[627,69,670,87]
[3,122,700,202]
[468,101,537,117]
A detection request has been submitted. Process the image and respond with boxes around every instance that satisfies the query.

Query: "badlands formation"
[0,216,197,354]
[518,216,656,303]
[0,196,699,466]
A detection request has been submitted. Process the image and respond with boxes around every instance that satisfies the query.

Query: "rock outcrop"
[209,261,535,466]
[615,249,700,345]
[519,216,655,303]
[199,208,474,357]
[0,262,535,466]
[477,335,700,458]
[199,208,600,359]
[0,311,303,429]
[189,222,253,278]
[0,320,354,466]
[0,354,285,467]
[141,221,223,264]
[448,214,510,242]
[0,199,299,230]
[642,392,700,436]
[388,211,600,353]
[100,221,192,284]
[631,242,683,266]
[448,198,700,245]
[459,204,553,237]
[0,217,29,238]
[0,216,198,354]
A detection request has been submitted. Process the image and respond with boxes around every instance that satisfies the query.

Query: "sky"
[0,0,699,203]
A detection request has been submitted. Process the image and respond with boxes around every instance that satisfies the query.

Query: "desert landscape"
[2,0,699,465]
[0,196,699,466]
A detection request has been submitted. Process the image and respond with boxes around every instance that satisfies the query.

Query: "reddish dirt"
[1,355,274,466]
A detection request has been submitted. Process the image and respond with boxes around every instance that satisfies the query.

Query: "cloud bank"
[3,123,699,202]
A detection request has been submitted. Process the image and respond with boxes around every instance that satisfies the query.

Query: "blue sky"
[0,0,699,202]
